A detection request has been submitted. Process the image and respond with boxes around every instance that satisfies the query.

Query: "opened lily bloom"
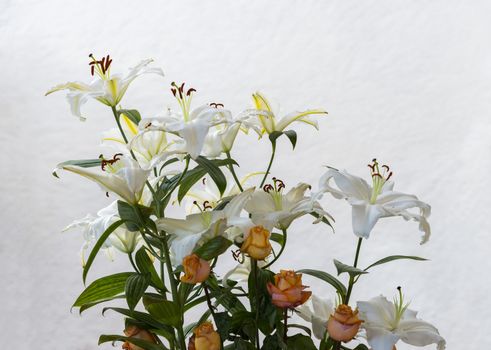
[56,154,150,204]
[296,295,334,340]
[63,201,140,265]
[318,159,431,243]
[46,55,164,120]
[357,290,446,350]
[247,92,327,134]
[143,83,230,159]
[245,178,332,230]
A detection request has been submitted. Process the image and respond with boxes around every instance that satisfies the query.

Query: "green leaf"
[270,232,285,245]
[74,272,133,307]
[98,334,164,350]
[118,109,142,125]
[103,307,168,329]
[135,247,165,291]
[194,236,233,261]
[353,344,370,350]
[333,259,368,278]
[146,300,181,327]
[298,269,347,297]
[52,158,101,178]
[287,334,316,350]
[283,130,297,149]
[288,324,311,336]
[268,131,283,144]
[194,156,227,196]
[82,219,125,284]
[117,201,153,232]
[125,273,151,311]
[364,255,428,271]
[79,295,126,314]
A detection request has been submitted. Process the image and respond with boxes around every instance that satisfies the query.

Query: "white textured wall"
[1,1,490,349]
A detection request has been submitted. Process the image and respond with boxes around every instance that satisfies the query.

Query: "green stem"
[128,253,138,272]
[283,309,288,343]
[262,228,287,269]
[259,141,276,188]
[225,151,243,192]
[160,156,190,212]
[344,237,363,304]
[251,258,261,349]
[162,230,187,350]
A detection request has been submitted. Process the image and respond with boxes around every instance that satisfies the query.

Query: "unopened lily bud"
[181,254,211,284]
[267,270,312,308]
[190,321,221,350]
[240,225,272,260]
[327,304,363,342]
[122,325,157,350]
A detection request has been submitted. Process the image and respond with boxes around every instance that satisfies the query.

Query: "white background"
[1,1,490,349]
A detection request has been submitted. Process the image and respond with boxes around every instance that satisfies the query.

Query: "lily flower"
[245,178,332,230]
[317,159,431,243]
[247,92,327,135]
[63,201,141,265]
[156,189,254,264]
[357,289,446,350]
[56,154,150,204]
[143,83,230,159]
[46,54,164,121]
[296,295,334,340]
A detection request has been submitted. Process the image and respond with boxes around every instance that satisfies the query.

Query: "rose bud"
[122,325,157,350]
[240,225,272,260]
[267,270,312,308]
[190,321,221,350]
[327,304,363,342]
[181,254,211,284]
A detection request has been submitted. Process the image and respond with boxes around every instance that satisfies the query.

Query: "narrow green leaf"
[333,259,368,278]
[287,334,317,350]
[177,167,207,202]
[268,131,283,143]
[194,236,232,261]
[103,307,167,329]
[364,255,428,271]
[125,273,151,311]
[52,158,101,177]
[117,201,150,232]
[74,272,133,307]
[135,247,165,291]
[298,269,347,297]
[146,301,181,327]
[270,232,285,245]
[82,219,125,284]
[353,344,370,350]
[283,130,297,149]
[118,109,142,125]
[79,295,126,314]
[194,156,227,196]
[98,334,164,350]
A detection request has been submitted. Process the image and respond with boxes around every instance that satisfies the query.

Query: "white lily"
[46,55,164,121]
[58,155,150,204]
[357,290,446,350]
[63,201,141,265]
[246,92,327,135]
[318,159,431,243]
[143,83,230,159]
[222,258,267,286]
[156,189,254,264]
[296,295,334,340]
[245,178,332,230]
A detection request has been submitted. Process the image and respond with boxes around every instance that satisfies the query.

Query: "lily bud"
[240,225,272,260]
[122,325,157,350]
[181,254,211,284]
[327,304,363,342]
[190,321,221,350]
[267,270,312,308]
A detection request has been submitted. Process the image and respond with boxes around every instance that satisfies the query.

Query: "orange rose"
[181,254,211,284]
[327,304,363,342]
[122,325,157,350]
[188,321,221,350]
[266,270,312,308]
[240,225,272,260]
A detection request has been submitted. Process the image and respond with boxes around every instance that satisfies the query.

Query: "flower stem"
[225,151,243,192]
[128,253,138,272]
[283,309,288,343]
[344,237,363,304]
[251,258,261,349]
[259,140,276,188]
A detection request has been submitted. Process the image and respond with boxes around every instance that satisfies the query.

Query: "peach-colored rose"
[240,225,272,260]
[122,325,157,350]
[180,254,211,284]
[327,304,363,342]
[266,270,312,308]
[188,321,221,350]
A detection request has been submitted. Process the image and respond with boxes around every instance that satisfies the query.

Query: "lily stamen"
[88,54,112,78]
[368,159,393,204]
[100,153,123,171]
[171,82,197,122]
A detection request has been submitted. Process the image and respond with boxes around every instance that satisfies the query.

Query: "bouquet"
[47,54,445,350]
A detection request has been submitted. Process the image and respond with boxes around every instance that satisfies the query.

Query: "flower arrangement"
[47,55,445,350]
